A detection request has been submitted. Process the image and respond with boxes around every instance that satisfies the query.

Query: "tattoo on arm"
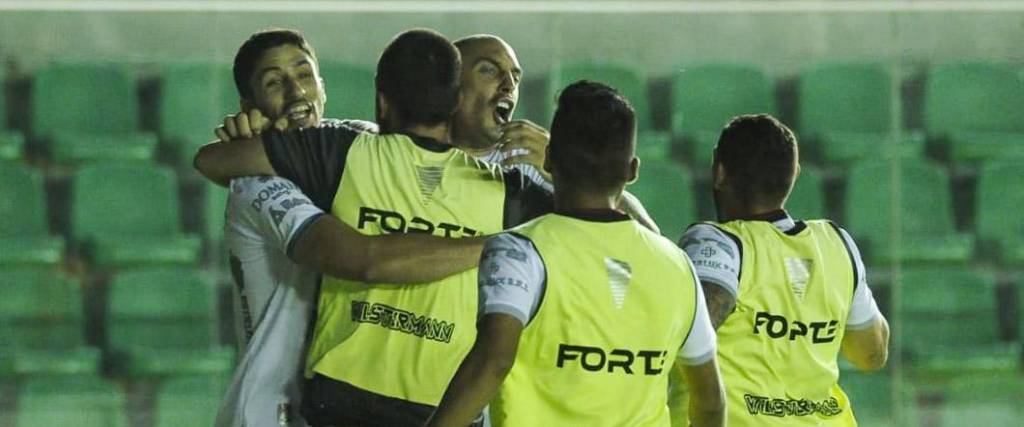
[702,282,736,330]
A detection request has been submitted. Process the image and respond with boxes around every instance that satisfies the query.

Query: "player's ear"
[625,156,639,185]
[713,161,728,190]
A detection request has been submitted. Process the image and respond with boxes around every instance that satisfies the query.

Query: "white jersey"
[215,176,325,427]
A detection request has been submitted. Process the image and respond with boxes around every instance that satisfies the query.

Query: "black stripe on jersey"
[502,167,555,229]
[826,221,860,296]
[507,231,548,327]
[784,220,808,236]
[703,222,744,283]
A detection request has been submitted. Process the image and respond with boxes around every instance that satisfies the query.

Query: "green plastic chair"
[844,158,973,263]
[0,164,64,267]
[786,164,826,220]
[839,371,918,427]
[0,269,101,377]
[672,64,776,165]
[798,63,923,163]
[154,375,230,427]
[106,268,234,377]
[627,160,696,238]
[159,63,237,165]
[15,376,127,427]
[318,62,377,122]
[924,62,1024,161]
[71,163,200,268]
[976,160,1024,265]
[897,267,1019,373]
[939,373,1024,426]
[31,62,156,163]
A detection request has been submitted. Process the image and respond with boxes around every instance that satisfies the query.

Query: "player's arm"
[678,224,741,329]
[291,215,486,283]
[841,315,889,372]
[701,283,736,330]
[426,313,523,427]
[194,135,276,186]
[836,225,889,372]
[676,270,726,427]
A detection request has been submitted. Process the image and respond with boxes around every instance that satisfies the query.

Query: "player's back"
[216,176,322,427]
[490,213,699,427]
[713,219,857,426]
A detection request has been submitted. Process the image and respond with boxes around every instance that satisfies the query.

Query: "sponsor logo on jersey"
[753,311,839,344]
[556,344,668,376]
[356,207,482,238]
[351,300,455,343]
[743,394,843,417]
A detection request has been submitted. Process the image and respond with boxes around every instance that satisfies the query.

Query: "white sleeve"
[477,233,547,326]
[227,176,325,257]
[678,257,717,365]
[678,224,741,296]
[836,227,881,330]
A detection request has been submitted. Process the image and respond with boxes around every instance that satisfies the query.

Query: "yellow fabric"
[304,133,506,406]
[712,220,857,427]
[490,213,700,427]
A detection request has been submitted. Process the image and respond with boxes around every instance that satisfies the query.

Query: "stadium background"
[0,0,1021,425]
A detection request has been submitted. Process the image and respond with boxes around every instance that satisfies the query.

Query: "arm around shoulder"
[194,136,277,185]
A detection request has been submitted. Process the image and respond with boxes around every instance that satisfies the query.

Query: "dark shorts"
[300,373,437,427]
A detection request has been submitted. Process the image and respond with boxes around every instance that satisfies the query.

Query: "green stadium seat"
[106,268,234,377]
[0,269,100,377]
[627,160,695,238]
[844,158,973,263]
[976,160,1024,265]
[897,267,1019,373]
[154,375,229,427]
[318,62,376,122]
[786,164,826,220]
[70,163,200,268]
[203,182,229,256]
[798,62,923,163]
[15,376,127,427]
[31,63,156,163]
[939,373,1024,426]
[924,62,1024,161]
[671,64,776,165]
[839,371,918,427]
[0,164,64,267]
[0,68,25,162]
[548,63,670,160]
[159,63,237,165]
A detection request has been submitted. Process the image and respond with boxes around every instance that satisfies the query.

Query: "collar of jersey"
[555,208,631,223]
[402,133,452,153]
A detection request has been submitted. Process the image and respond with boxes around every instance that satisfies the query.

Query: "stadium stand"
[939,373,1024,426]
[797,62,925,163]
[671,64,776,166]
[785,163,826,220]
[318,62,377,122]
[31,62,157,164]
[627,159,696,238]
[839,371,918,427]
[158,62,237,166]
[0,163,64,267]
[105,267,234,377]
[153,375,230,427]
[0,68,26,161]
[976,159,1024,265]
[15,376,127,427]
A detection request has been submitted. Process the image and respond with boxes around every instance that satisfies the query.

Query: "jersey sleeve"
[836,227,882,330]
[678,224,742,296]
[477,233,547,326]
[262,121,363,211]
[678,257,717,366]
[501,167,554,228]
[227,177,325,258]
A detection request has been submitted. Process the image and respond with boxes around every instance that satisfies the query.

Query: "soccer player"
[676,114,890,426]
[210,29,486,427]
[426,81,726,427]
[450,34,658,232]
[195,29,553,426]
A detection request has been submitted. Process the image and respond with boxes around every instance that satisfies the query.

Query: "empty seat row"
[0,268,232,379]
[1,61,1019,166]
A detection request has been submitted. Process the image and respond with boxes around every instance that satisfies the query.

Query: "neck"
[716,195,784,223]
[451,132,498,155]
[402,122,450,143]
[553,183,621,214]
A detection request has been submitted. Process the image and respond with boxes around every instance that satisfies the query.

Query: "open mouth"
[285,102,313,124]
[494,99,514,124]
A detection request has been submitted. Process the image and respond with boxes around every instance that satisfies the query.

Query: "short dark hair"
[714,114,798,203]
[376,29,461,126]
[233,28,318,100]
[549,80,637,190]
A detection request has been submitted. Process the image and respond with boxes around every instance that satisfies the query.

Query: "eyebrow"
[256,59,313,80]
[476,57,522,78]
